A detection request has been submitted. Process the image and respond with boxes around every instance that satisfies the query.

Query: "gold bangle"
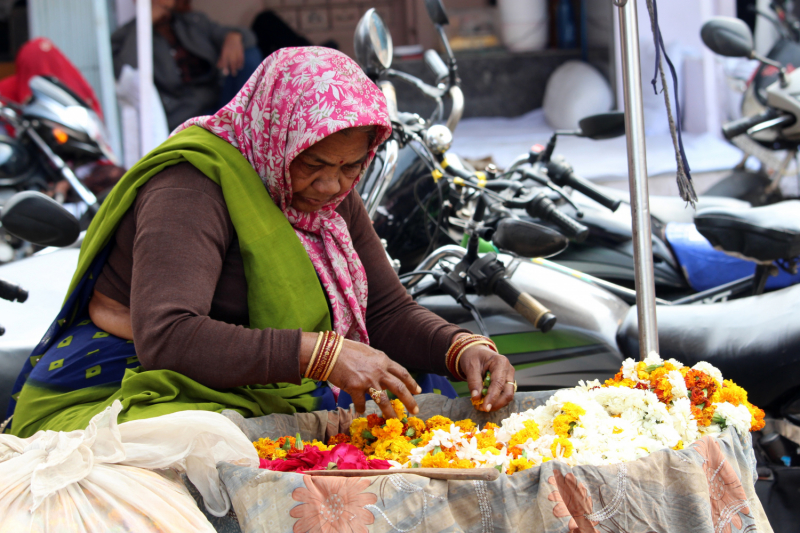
[322,333,344,381]
[453,339,498,380]
[304,331,326,379]
[309,331,335,381]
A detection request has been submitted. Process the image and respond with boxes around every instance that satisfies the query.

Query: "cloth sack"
[0,400,259,532]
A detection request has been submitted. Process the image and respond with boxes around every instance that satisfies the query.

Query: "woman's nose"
[314,171,342,196]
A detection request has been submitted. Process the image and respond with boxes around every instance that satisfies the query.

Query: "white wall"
[613,0,736,136]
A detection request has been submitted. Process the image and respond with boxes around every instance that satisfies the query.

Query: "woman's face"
[289,129,371,213]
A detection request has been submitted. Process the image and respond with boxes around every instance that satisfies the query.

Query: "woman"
[7,48,515,438]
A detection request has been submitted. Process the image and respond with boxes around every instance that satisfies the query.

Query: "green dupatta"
[10,126,332,437]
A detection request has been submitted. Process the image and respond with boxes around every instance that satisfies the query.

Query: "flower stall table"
[209,392,772,533]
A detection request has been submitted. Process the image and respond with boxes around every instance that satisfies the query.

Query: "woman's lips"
[299,195,325,206]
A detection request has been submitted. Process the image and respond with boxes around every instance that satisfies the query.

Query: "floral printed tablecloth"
[216,392,772,533]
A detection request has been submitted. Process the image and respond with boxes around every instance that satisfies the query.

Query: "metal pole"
[136,0,155,157]
[615,0,659,360]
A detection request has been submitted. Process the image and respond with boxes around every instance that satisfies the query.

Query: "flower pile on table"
[254,353,765,474]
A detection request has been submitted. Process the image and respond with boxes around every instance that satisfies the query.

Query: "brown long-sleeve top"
[94,163,465,389]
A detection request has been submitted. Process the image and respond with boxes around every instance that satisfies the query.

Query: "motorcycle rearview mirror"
[492,219,569,259]
[700,17,754,58]
[0,191,80,247]
[424,49,449,82]
[354,8,393,79]
[424,0,450,26]
[577,112,626,140]
[701,17,789,86]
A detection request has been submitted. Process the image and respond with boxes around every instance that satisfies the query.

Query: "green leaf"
[697,403,705,411]
[522,450,528,459]
[401,417,408,424]
[494,465,503,473]
[411,462,420,468]
[406,427,416,437]
[711,413,728,429]
[433,446,442,455]
[295,433,304,450]
[410,438,422,445]
[362,430,375,440]
[645,364,663,373]
[326,462,338,470]
[282,440,292,451]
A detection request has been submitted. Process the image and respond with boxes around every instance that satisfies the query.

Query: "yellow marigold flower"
[418,431,434,447]
[475,430,497,449]
[509,420,540,448]
[425,415,454,431]
[349,418,368,439]
[373,437,414,462]
[455,419,477,433]
[350,434,367,450]
[542,456,552,462]
[484,422,500,430]
[450,458,474,469]
[672,440,684,450]
[746,402,766,431]
[421,451,451,468]
[551,436,574,458]
[561,402,586,419]
[391,399,406,419]
[273,448,287,459]
[307,440,330,451]
[406,417,426,438]
[663,361,677,372]
[718,380,748,406]
[552,415,573,437]
[252,437,278,459]
[373,418,404,440]
[507,457,536,475]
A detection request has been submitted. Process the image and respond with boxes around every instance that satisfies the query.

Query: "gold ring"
[368,387,383,404]
[507,381,517,393]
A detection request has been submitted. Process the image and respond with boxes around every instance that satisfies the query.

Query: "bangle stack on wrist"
[445,334,497,380]
[305,331,344,381]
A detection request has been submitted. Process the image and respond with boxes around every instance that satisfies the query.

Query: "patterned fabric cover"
[216,392,773,533]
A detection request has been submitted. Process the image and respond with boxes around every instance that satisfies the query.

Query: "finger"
[461,353,485,401]
[386,361,422,396]
[493,370,517,411]
[373,389,397,420]
[382,374,419,416]
[482,357,510,412]
[351,388,367,416]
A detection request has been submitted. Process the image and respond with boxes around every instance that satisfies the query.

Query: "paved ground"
[597,170,731,197]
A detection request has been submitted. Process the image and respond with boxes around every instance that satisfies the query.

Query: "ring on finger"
[368,387,384,404]
[506,380,517,393]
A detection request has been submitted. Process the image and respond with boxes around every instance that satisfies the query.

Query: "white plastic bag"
[542,60,613,131]
[0,401,259,532]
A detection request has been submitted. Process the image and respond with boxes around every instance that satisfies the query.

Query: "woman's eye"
[342,164,360,176]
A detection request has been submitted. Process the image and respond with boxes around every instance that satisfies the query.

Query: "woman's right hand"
[301,333,421,419]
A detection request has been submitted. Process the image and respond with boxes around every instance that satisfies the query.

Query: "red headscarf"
[0,38,103,120]
[177,47,392,343]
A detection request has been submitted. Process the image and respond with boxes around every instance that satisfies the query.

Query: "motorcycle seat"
[617,283,800,408]
[694,200,800,262]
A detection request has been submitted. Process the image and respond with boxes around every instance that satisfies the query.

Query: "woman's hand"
[217,32,244,76]
[301,333,421,419]
[458,344,516,412]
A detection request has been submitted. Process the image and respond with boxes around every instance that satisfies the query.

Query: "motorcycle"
[0,75,113,261]
[354,6,799,527]
[707,1,800,205]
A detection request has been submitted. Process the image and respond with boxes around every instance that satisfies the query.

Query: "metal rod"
[616,0,659,360]
[136,0,155,157]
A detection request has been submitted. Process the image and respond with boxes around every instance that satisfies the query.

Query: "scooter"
[0,75,113,261]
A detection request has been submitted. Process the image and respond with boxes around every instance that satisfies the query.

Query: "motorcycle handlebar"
[525,192,589,242]
[493,277,556,332]
[424,49,449,81]
[722,108,780,140]
[547,159,621,212]
[0,279,28,303]
[378,81,399,124]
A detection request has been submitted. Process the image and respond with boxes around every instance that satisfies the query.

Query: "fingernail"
[485,404,492,411]
[471,389,480,397]
[413,406,419,415]
[416,386,422,394]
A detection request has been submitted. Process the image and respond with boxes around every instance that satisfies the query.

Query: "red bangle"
[446,334,497,380]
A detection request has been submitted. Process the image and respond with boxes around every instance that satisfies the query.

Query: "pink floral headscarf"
[176,47,392,343]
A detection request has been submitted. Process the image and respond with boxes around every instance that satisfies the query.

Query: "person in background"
[111,0,262,131]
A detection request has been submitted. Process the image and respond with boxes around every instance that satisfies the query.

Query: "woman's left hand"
[218,32,244,76]
[458,344,516,412]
